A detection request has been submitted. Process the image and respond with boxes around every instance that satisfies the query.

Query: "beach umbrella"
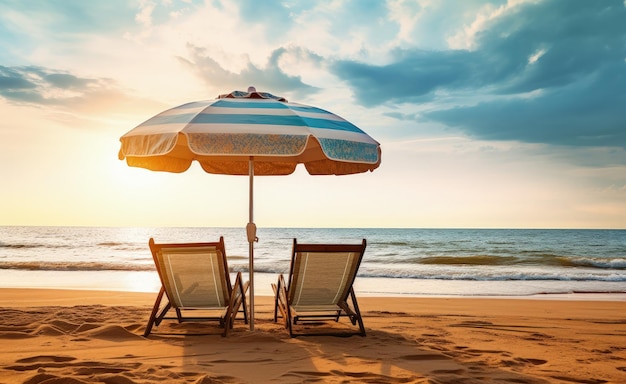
[118,86,381,330]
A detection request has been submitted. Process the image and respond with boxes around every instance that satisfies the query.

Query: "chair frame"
[273,239,367,337]
[144,237,248,337]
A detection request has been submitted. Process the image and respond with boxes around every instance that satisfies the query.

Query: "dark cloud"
[0,65,51,105]
[427,75,626,148]
[334,49,484,105]
[331,0,626,149]
[0,65,105,106]
[179,44,320,100]
[0,66,37,90]
[44,72,95,89]
[0,65,159,122]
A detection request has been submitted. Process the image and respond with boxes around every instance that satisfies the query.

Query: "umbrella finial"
[217,87,287,102]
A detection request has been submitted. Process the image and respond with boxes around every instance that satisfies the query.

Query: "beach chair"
[144,237,248,337]
[272,239,367,337]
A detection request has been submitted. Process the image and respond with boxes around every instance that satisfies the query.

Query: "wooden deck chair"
[144,237,248,337]
[272,239,367,337]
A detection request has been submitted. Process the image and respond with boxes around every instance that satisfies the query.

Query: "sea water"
[0,226,624,298]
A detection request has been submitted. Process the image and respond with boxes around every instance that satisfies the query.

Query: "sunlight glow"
[0,1,624,229]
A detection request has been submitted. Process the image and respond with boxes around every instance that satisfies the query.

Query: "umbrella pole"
[246,158,256,331]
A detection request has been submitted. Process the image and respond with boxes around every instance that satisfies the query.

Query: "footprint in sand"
[0,331,34,339]
[523,332,554,341]
[22,373,85,384]
[502,357,548,367]
[15,355,77,364]
[329,369,421,383]
[6,355,78,374]
[195,375,241,384]
[399,353,451,361]
[549,375,609,384]
[432,368,466,374]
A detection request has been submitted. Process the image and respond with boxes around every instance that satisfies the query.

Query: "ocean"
[1,226,625,299]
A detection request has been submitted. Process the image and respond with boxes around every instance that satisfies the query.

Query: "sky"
[0,0,625,229]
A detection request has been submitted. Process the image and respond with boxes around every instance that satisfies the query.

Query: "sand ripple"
[0,296,624,383]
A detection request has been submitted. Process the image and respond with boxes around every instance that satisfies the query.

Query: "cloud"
[333,48,484,105]
[331,0,626,150]
[426,73,626,148]
[0,65,163,126]
[0,65,112,106]
[178,44,321,99]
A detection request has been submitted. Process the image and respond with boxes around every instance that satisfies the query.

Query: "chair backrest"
[149,237,232,308]
[287,239,366,307]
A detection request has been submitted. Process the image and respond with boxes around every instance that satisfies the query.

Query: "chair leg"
[154,302,171,326]
[272,274,289,325]
[285,297,294,336]
[287,314,294,337]
[223,273,249,336]
[272,274,295,336]
[349,288,366,336]
[232,273,249,325]
[144,287,166,337]
[278,284,290,328]
[272,283,279,322]
[272,274,284,322]
[240,280,249,324]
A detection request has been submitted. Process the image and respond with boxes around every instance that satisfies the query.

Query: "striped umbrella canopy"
[118,87,381,330]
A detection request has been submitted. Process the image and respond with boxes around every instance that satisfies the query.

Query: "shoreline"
[2,287,626,307]
[1,269,625,301]
[2,287,625,306]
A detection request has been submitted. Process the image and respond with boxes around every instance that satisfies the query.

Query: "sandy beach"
[0,289,624,383]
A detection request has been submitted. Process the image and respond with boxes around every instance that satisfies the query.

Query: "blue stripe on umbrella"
[142,113,365,134]
[213,99,288,109]
[287,105,328,114]
[215,99,333,115]
[190,114,364,133]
